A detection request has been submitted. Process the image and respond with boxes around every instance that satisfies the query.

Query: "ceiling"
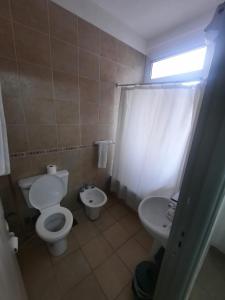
[53,0,222,54]
[90,0,221,40]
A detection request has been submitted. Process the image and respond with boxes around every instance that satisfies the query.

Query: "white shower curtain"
[0,84,10,175]
[111,86,201,209]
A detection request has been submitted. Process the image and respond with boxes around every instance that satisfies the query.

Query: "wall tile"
[97,124,114,141]
[23,98,56,124]
[49,1,77,45]
[18,62,52,99]
[10,156,33,181]
[100,31,117,61]
[79,77,99,103]
[0,0,10,19]
[80,100,99,125]
[94,170,111,190]
[80,146,97,166]
[3,96,25,124]
[11,0,48,33]
[58,149,80,172]
[0,0,146,237]
[67,169,82,190]
[14,23,50,66]
[116,64,131,84]
[78,18,100,54]
[0,17,15,60]
[58,125,80,147]
[30,152,60,175]
[0,58,19,97]
[100,57,117,83]
[100,81,115,108]
[126,46,141,68]
[27,125,57,150]
[51,38,77,74]
[133,52,146,71]
[53,71,78,102]
[80,124,98,146]
[99,105,115,124]
[80,146,98,179]
[79,49,99,80]
[55,100,79,124]
[116,41,129,65]
[7,124,28,152]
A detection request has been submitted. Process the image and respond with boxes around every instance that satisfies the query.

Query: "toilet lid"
[29,175,65,210]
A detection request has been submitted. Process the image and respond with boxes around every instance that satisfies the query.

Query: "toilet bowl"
[80,187,107,220]
[18,171,73,256]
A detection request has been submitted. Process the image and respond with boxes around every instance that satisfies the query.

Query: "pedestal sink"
[138,196,172,249]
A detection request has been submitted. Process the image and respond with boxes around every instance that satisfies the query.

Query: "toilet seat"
[36,206,73,242]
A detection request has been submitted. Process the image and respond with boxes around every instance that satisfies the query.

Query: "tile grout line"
[19,197,149,299]
[8,0,30,153]
[46,0,58,152]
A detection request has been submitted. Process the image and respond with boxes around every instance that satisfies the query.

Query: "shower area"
[109,3,225,295]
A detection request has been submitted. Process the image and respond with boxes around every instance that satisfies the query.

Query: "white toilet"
[80,187,107,220]
[18,170,73,256]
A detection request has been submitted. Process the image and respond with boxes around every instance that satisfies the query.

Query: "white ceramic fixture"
[18,170,73,256]
[138,196,172,247]
[80,187,107,220]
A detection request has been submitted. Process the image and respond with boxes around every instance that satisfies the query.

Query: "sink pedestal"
[150,239,162,260]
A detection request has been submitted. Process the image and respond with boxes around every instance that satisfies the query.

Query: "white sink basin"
[138,196,172,247]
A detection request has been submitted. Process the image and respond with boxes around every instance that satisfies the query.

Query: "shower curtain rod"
[116,79,204,88]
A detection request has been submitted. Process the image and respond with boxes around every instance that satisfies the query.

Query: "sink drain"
[89,200,93,203]
[163,224,167,228]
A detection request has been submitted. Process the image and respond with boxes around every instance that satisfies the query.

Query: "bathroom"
[0,0,225,299]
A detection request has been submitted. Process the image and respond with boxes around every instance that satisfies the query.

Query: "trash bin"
[132,247,165,300]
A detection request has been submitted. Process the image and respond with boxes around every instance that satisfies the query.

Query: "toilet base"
[47,238,67,256]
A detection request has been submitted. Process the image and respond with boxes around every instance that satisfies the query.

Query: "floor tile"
[190,246,225,300]
[189,286,214,300]
[54,249,91,295]
[107,203,129,221]
[95,254,131,300]
[73,208,88,224]
[73,219,99,246]
[193,247,225,298]
[117,238,149,272]
[82,235,113,268]
[134,229,154,252]
[103,222,130,250]
[18,237,56,300]
[119,213,141,237]
[94,210,116,232]
[27,274,61,300]
[116,284,134,300]
[61,274,106,300]
[105,194,119,209]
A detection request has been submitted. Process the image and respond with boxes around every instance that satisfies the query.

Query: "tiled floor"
[189,246,225,300]
[18,195,154,300]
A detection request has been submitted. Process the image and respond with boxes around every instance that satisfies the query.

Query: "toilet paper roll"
[9,234,18,253]
[47,164,57,174]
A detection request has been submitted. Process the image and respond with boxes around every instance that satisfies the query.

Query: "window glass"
[151,47,207,80]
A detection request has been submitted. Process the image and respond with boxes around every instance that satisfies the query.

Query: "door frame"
[154,3,225,300]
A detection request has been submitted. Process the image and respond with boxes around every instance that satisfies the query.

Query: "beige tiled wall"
[0,0,145,236]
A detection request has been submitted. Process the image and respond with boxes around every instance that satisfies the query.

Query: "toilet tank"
[18,170,69,208]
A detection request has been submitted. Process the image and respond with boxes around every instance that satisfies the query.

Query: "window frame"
[147,45,210,84]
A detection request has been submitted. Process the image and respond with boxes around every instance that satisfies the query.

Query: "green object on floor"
[132,261,158,300]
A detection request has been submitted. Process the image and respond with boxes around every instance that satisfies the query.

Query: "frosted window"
[151,47,207,80]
